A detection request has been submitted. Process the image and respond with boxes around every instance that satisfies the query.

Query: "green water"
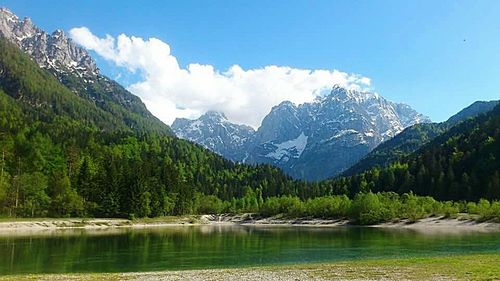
[0,225,499,274]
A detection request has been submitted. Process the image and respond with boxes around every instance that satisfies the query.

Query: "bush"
[196,195,223,214]
[260,196,304,217]
[400,192,426,221]
[250,192,496,225]
[350,192,389,225]
[304,195,351,218]
[441,201,459,218]
[470,199,500,222]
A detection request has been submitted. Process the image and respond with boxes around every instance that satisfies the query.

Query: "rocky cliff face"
[172,111,255,161]
[0,8,98,79]
[246,86,430,180]
[174,85,430,180]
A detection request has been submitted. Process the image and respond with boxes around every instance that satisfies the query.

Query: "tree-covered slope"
[0,25,497,220]
[56,66,172,135]
[0,38,125,132]
[330,104,500,201]
[343,100,499,176]
[445,100,499,126]
[343,123,445,176]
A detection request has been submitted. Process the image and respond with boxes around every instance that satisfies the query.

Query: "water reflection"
[0,225,499,274]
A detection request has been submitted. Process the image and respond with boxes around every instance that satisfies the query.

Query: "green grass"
[1,253,499,280]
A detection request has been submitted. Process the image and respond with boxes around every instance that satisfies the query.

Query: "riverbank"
[0,214,499,234]
[1,253,498,280]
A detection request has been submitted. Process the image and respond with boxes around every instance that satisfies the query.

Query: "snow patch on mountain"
[266,132,308,161]
[172,111,255,161]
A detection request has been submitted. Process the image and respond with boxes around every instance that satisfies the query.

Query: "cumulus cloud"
[69,27,371,128]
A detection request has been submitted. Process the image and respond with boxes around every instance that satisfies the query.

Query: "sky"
[1,0,499,127]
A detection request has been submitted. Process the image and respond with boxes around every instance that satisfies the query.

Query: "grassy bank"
[1,253,499,280]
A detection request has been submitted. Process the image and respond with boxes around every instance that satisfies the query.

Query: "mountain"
[0,7,171,135]
[174,85,430,180]
[343,99,499,176]
[172,111,255,161]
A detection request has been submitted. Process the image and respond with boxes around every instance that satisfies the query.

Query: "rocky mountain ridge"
[0,8,98,79]
[172,111,255,161]
[174,85,430,180]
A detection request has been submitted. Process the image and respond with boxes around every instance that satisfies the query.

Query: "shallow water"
[0,225,499,274]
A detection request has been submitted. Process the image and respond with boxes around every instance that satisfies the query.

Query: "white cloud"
[69,27,371,128]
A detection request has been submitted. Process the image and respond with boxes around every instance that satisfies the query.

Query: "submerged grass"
[1,253,499,280]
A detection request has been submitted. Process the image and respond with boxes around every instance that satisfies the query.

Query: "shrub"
[260,196,304,217]
[350,192,389,225]
[304,195,351,218]
[197,195,223,214]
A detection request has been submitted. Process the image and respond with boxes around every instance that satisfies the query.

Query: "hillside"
[343,100,499,176]
[329,103,500,201]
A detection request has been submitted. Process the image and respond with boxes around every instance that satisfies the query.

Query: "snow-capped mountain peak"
[174,85,430,180]
[172,111,255,161]
[200,110,229,122]
[322,85,380,103]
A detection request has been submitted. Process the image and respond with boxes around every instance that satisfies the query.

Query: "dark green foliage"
[336,104,500,202]
[196,194,224,214]
[344,100,499,176]
[0,38,171,135]
[344,123,445,176]
[254,192,497,225]
[57,70,172,135]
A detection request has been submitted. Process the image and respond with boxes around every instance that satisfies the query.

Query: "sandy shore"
[0,214,498,234]
[203,213,500,232]
[374,216,500,233]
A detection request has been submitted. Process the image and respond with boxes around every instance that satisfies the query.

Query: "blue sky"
[2,0,500,125]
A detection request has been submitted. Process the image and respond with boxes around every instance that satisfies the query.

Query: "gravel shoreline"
[0,214,498,235]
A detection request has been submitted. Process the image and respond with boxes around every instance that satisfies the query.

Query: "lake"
[1,225,499,274]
